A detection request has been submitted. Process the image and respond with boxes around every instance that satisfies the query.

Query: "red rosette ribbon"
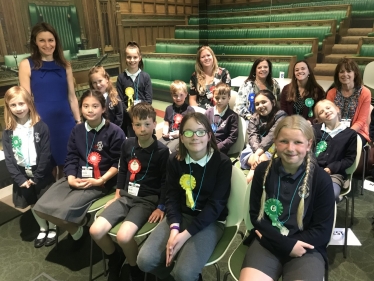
[172,113,183,130]
[87,152,102,179]
[128,158,141,182]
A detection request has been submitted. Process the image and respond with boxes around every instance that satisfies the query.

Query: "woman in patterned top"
[280,60,325,123]
[326,58,371,145]
[189,46,231,110]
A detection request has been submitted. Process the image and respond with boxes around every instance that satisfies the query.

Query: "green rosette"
[315,140,328,157]
[11,136,22,149]
[264,198,283,225]
[305,98,315,117]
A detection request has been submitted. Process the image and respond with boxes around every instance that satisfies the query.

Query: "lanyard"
[86,130,97,167]
[188,153,208,211]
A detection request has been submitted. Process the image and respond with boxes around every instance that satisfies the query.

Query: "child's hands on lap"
[148,209,164,223]
[289,240,314,258]
[20,181,31,188]
[166,230,191,267]
[324,168,331,174]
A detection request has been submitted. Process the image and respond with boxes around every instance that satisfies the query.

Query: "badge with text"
[128,158,141,182]
[128,182,140,196]
[341,118,351,128]
[87,152,102,178]
[25,167,34,178]
[82,166,93,178]
[134,100,141,105]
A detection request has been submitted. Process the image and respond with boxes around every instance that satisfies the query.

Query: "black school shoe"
[107,249,126,281]
[128,264,145,281]
[34,231,48,248]
[44,229,57,247]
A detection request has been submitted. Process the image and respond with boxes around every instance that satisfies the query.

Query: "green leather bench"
[142,54,294,102]
[204,0,374,18]
[4,50,71,68]
[357,37,374,57]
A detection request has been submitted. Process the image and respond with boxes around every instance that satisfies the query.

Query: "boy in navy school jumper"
[160,80,195,153]
[90,102,169,281]
[205,82,238,155]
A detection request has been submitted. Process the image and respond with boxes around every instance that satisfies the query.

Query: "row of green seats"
[189,10,348,31]
[203,0,374,18]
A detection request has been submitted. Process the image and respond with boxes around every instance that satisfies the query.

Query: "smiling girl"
[137,112,232,281]
[313,99,357,202]
[240,90,286,182]
[116,41,152,137]
[235,58,280,120]
[280,60,325,123]
[189,46,231,110]
[239,115,335,281]
[3,86,55,248]
[33,89,125,249]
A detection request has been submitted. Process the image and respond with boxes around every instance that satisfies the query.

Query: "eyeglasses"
[182,130,207,138]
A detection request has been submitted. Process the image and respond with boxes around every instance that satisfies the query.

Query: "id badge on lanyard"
[25,167,34,178]
[82,166,93,178]
[341,118,351,128]
[128,182,140,196]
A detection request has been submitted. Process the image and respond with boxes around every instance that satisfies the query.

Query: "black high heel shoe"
[34,230,48,248]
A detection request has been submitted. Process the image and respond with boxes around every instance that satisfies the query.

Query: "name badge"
[25,167,34,178]
[206,92,213,99]
[341,119,351,128]
[82,166,93,178]
[134,100,141,105]
[128,182,140,196]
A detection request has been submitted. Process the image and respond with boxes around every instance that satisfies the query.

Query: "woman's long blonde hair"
[4,86,40,130]
[257,115,315,230]
[195,46,218,93]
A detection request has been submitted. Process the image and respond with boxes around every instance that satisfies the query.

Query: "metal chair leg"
[54,227,59,250]
[88,237,93,281]
[223,271,231,281]
[102,250,107,276]
[351,182,355,228]
[361,146,368,195]
[214,263,221,281]
[344,196,349,258]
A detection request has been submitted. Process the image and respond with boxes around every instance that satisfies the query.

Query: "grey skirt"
[33,177,107,224]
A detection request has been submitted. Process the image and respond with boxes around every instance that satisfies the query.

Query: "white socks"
[71,226,83,240]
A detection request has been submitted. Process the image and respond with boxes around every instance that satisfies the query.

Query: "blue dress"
[29,58,75,166]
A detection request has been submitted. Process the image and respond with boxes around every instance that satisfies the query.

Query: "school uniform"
[116,70,152,137]
[205,106,239,155]
[242,158,335,280]
[99,136,169,228]
[137,150,232,281]
[240,110,287,169]
[104,92,123,127]
[33,119,125,224]
[159,103,195,153]
[3,120,54,208]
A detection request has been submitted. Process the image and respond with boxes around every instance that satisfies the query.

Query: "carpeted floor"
[0,179,373,281]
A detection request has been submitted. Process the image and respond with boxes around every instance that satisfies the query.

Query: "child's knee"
[116,228,136,244]
[89,220,108,240]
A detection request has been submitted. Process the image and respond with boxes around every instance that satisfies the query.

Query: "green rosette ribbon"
[315,140,328,157]
[305,98,315,117]
[11,136,22,149]
[264,198,283,226]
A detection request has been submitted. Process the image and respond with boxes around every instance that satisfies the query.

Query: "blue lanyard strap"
[86,130,97,167]
[276,172,305,225]
[130,146,154,183]
[188,153,208,211]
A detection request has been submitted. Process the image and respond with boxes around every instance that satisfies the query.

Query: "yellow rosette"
[179,174,196,208]
[125,87,135,109]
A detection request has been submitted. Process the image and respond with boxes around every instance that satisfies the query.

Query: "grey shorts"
[242,239,325,281]
[99,191,158,229]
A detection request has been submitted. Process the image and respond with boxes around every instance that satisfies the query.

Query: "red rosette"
[128,158,141,182]
[172,113,183,130]
[87,152,102,179]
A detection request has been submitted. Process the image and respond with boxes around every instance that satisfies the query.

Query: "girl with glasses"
[137,112,232,281]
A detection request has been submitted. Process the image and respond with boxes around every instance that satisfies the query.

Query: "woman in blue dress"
[19,22,80,179]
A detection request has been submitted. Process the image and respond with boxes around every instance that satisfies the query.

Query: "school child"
[160,80,195,153]
[33,89,125,249]
[240,89,287,183]
[240,115,335,281]
[3,86,55,248]
[90,102,169,281]
[313,99,357,202]
[89,66,123,127]
[204,82,238,155]
[137,112,232,281]
[116,41,152,137]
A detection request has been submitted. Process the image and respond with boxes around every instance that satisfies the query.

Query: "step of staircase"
[324,54,356,64]
[314,63,337,77]
[347,28,372,36]
[331,44,357,54]
[340,36,366,44]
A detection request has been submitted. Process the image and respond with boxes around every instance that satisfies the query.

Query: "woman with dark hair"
[235,58,280,120]
[33,89,125,248]
[137,112,232,281]
[326,58,371,145]
[19,22,80,179]
[280,60,325,123]
[189,46,231,110]
[240,89,287,183]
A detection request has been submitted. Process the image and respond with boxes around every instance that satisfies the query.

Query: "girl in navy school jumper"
[116,41,152,137]
[205,82,239,155]
[3,86,55,248]
[33,89,125,248]
[240,89,287,183]
[240,115,335,281]
[138,112,232,281]
[313,99,357,202]
[89,66,123,127]
[160,80,195,153]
